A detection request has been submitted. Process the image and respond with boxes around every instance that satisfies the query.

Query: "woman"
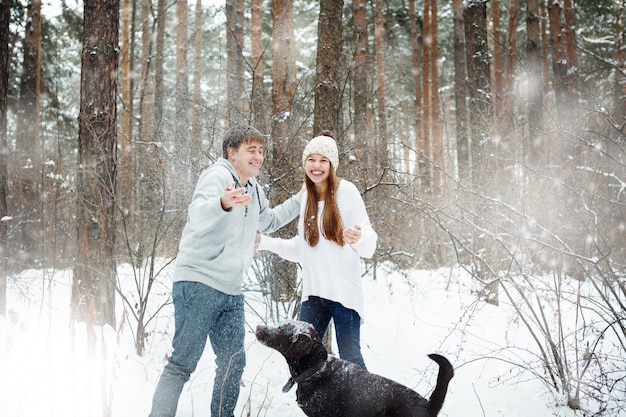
[257,131,377,373]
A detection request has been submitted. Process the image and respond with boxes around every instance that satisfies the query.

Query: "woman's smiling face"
[305,153,331,185]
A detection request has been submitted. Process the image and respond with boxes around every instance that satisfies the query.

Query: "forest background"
[0,0,624,415]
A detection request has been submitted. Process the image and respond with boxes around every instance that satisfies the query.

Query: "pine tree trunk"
[0,0,9,316]
[526,0,544,164]
[226,0,245,126]
[374,0,386,150]
[502,0,519,140]
[155,0,166,128]
[314,0,343,134]
[14,0,42,268]
[421,0,433,192]
[428,0,443,194]
[118,0,133,210]
[492,0,503,105]
[352,0,369,160]
[191,0,204,167]
[73,0,119,329]
[269,0,298,302]
[548,2,568,126]
[464,0,492,183]
[614,0,626,129]
[251,0,268,132]
[453,0,470,179]
[408,0,423,183]
[563,0,578,102]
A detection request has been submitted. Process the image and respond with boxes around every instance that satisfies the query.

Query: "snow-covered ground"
[0,262,602,417]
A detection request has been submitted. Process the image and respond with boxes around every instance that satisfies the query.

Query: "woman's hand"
[343,225,362,245]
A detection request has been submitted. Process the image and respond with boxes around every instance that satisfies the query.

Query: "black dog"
[255,320,454,417]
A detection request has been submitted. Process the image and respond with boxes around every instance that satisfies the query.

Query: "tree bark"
[563,0,578,102]
[453,0,470,179]
[615,0,626,129]
[0,0,9,317]
[269,0,298,301]
[421,0,433,191]
[352,0,369,159]
[428,0,443,194]
[374,0,387,150]
[464,0,492,185]
[251,0,268,132]
[14,0,42,267]
[526,0,544,164]
[502,0,519,139]
[492,0,503,105]
[191,0,204,166]
[118,0,134,208]
[226,0,245,127]
[314,0,343,135]
[73,0,119,329]
[408,0,423,182]
[155,0,166,128]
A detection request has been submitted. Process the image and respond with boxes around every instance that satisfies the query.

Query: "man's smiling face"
[229,140,264,184]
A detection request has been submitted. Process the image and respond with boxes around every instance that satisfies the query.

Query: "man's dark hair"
[222,125,264,158]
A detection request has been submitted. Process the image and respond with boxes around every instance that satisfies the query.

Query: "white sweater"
[258,179,377,319]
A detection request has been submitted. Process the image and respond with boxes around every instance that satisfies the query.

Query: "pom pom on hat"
[302,135,339,170]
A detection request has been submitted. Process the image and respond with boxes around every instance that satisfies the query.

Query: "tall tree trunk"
[526,0,544,165]
[408,0,423,183]
[352,0,369,163]
[563,0,578,102]
[453,0,469,180]
[118,0,134,210]
[421,0,433,192]
[0,0,9,316]
[14,0,42,268]
[492,0,503,106]
[137,0,153,148]
[251,0,268,132]
[502,0,519,139]
[548,2,568,127]
[154,0,166,128]
[174,0,190,206]
[314,0,343,135]
[615,0,626,129]
[226,0,245,126]
[270,0,298,301]
[464,0,496,302]
[73,0,119,330]
[175,0,189,142]
[176,0,189,102]
[428,0,443,194]
[191,0,204,167]
[464,0,492,184]
[374,0,387,151]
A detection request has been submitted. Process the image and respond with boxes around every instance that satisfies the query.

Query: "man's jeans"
[299,296,367,370]
[149,281,246,417]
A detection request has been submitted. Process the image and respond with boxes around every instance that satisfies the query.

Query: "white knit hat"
[302,135,339,170]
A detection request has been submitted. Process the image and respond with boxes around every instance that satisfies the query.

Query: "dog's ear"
[284,332,314,357]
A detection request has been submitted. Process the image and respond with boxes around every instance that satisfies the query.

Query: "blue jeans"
[299,296,367,370]
[149,281,246,417]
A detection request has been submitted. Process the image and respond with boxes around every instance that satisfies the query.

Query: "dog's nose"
[255,325,268,339]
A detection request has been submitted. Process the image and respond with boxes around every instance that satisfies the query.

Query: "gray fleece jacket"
[173,158,302,295]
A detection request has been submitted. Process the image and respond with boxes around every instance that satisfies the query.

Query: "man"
[149,125,302,417]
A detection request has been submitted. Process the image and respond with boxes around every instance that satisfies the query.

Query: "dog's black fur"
[255,320,454,417]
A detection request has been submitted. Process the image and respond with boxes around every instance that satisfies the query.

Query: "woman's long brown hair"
[303,152,344,248]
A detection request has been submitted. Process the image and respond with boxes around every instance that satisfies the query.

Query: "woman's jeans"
[149,281,246,417]
[299,296,367,370]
